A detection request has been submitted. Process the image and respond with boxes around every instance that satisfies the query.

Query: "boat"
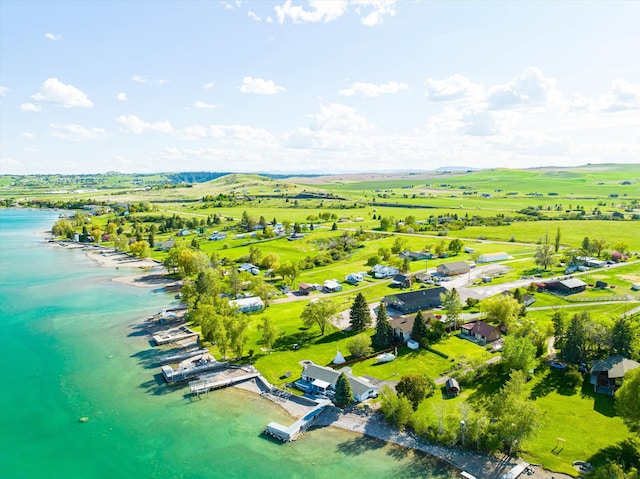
[376,352,395,363]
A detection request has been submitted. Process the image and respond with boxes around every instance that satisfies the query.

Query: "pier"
[161,356,228,383]
[264,399,331,442]
[152,325,198,345]
[189,369,260,396]
[160,347,209,365]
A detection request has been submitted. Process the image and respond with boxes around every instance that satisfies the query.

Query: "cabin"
[391,274,412,289]
[398,251,432,262]
[546,278,587,295]
[298,362,378,402]
[590,356,640,396]
[298,283,314,295]
[229,296,264,313]
[208,232,227,240]
[371,264,400,279]
[323,279,342,293]
[345,273,364,285]
[460,320,501,343]
[437,261,470,276]
[383,287,447,314]
[477,252,509,263]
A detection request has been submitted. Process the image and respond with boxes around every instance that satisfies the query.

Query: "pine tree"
[349,293,372,332]
[334,373,353,407]
[372,303,394,350]
[411,311,429,346]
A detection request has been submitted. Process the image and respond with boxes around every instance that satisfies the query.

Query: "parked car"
[550,361,566,370]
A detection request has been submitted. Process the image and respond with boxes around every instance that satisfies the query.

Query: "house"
[229,296,264,313]
[546,278,587,295]
[298,362,378,402]
[501,290,537,307]
[372,264,399,279]
[445,378,460,396]
[414,273,432,283]
[399,251,432,261]
[238,263,260,275]
[288,233,305,241]
[464,247,475,254]
[383,287,447,314]
[590,356,640,395]
[178,229,191,236]
[345,273,364,285]
[477,252,509,263]
[323,279,343,293]
[156,239,175,251]
[208,232,227,240]
[437,261,470,276]
[460,321,500,343]
[391,274,412,289]
[390,313,436,342]
[298,283,315,295]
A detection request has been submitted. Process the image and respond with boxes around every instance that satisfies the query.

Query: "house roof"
[299,282,313,289]
[590,356,640,378]
[385,287,447,306]
[392,274,411,283]
[439,261,470,273]
[463,320,498,339]
[229,296,264,309]
[390,313,436,334]
[445,378,460,390]
[559,278,587,289]
[324,279,341,288]
[303,363,340,384]
[479,252,508,259]
[347,374,376,397]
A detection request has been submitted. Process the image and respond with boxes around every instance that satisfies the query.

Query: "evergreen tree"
[411,311,429,346]
[611,315,637,358]
[331,222,338,231]
[334,373,353,407]
[372,303,394,350]
[554,227,561,252]
[562,311,590,363]
[349,293,372,332]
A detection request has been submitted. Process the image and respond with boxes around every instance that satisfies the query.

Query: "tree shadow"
[390,448,458,478]
[130,347,162,369]
[314,329,350,345]
[529,369,580,400]
[579,379,617,418]
[138,373,180,396]
[335,435,386,456]
[272,330,314,350]
[587,437,640,471]
[466,363,508,404]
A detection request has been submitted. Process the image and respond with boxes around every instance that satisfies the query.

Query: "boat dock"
[189,369,260,396]
[264,399,331,442]
[161,356,228,383]
[160,347,209,365]
[153,325,198,345]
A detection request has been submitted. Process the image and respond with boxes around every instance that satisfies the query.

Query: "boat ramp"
[189,366,261,396]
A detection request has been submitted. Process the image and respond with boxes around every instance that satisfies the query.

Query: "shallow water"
[0,209,456,479]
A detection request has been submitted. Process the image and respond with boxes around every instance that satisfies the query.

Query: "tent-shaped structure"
[333,350,346,364]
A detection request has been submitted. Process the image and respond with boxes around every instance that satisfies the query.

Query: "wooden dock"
[189,371,260,396]
[161,358,228,383]
[152,325,198,345]
[264,399,331,442]
[159,348,209,365]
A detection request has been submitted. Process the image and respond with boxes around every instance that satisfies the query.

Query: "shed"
[437,261,470,276]
[477,252,509,263]
[407,339,419,350]
[229,296,264,313]
[547,278,587,295]
[595,280,608,289]
[445,378,460,396]
[323,279,342,293]
[391,274,412,289]
[299,283,314,295]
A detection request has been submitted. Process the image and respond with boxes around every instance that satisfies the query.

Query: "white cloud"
[248,10,261,21]
[0,85,8,96]
[565,93,594,113]
[487,67,558,110]
[116,114,173,134]
[310,103,372,131]
[23,132,36,139]
[356,0,398,26]
[240,76,285,94]
[275,0,347,24]
[194,100,217,110]
[425,74,484,102]
[30,78,93,108]
[602,79,640,112]
[49,123,107,141]
[339,81,408,97]
[132,74,149,84]
[203,81,215,89]
[20,103,41,112]
[117,92,127,101]
[44,32,62,41]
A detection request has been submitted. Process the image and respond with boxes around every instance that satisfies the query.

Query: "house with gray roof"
[547,278,587,295]
[298,362,378,402]
[590,355,640,395]
[383,287,447,314]
[437,261,470,276]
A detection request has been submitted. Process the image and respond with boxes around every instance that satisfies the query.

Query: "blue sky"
[1,0,639,175]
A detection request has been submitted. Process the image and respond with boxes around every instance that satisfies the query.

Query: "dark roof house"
[547,278,587,295]
[383,287,447,314]
[460,320,500,343]
[437,261,470,276]
[390,313,436,342]
[391,274,412,289]
[590,355,640,395]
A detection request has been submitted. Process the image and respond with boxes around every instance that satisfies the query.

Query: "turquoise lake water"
[0,209,456,479]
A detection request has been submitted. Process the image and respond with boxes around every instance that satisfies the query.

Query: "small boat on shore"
[375,352,395,363]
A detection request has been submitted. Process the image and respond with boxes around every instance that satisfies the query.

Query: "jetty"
[160,347,209,365]
[189,368,261,396]
[153,325,198,345]
[264,398,331,442]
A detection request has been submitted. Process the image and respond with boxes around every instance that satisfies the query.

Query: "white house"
[238,263,260,275]
[345,273,364,285]
[229,296,264,313]
[477,252,509,263]
[372,264,399,279]
[298,362,378,402]
[323,279,342,293]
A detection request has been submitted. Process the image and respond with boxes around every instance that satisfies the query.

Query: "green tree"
[380,216,394,231]
[593,463,638,479]
[366,255,381,267]
[52,219,75,239]
[277,261,300,287]
[501,335,537,374]
[551,309,567,339]
[301,299,338,336]
[258,316,278,354]
[401,256,411,273]
[591,238,608,257]
[347,333,373,358]
[129,240,150,258]
[411,311,429,346]
[349,293,372,332]
[391,237,407,254]
[562,311,591,363]
[372,303,394,350]
[611,315,638,358]
[331,222,338,231]
[581,236,592,256]
[379,386,413,429]
[440,288,462,330]
[534,244,554,270]
[334,373,353,407]
[448,238,464,255]
[396,374,435,410]
[616,368,640,435]
[554,227,561,253]
[481,295,520,330]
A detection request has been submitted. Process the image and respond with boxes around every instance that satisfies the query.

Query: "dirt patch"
[618,274,640,282]
[590,274,608,279]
